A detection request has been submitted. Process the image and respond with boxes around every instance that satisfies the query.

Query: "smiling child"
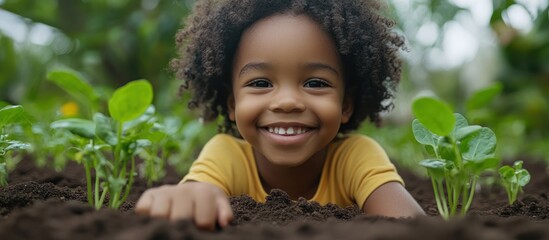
[136,0,425,230]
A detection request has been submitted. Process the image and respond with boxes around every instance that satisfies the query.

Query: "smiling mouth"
[265,126,312,136]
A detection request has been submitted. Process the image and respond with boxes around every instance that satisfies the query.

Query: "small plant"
[412,96,499,220]
[499,160,530,205]
[0,105,31,186]
[51,78,160,209]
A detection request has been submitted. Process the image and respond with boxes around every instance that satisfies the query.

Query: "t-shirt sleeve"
[180,134,238,195]
[339,135,404,209]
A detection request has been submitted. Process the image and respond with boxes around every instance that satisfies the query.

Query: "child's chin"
[265,155,309,167]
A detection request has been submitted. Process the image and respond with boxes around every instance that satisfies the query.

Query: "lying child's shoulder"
[207,133,246,145]
[333,133,384,150]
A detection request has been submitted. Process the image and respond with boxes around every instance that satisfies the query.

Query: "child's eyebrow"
[303,62,340,77]
[238,62,340,77]
[238,62,270,77]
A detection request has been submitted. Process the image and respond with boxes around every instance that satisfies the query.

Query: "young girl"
[136,0,425,230]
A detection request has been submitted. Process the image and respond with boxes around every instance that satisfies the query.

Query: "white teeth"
[286,127,295,134]
[266,126,309,135]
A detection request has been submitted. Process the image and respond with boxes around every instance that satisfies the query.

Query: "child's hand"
[135,181,233,231]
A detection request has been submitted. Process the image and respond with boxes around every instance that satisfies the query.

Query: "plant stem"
[0,161,7,187]
[110,191,120,209]
[461,176,477,215]
[119,155,136,208]
[450,137,462,169]
[431,177,447,219]
[109,121,124,209]
[84,159,93,206]
[504,186,512,205]
[94,165,100,207]
[0,129,8,187]
[84,140,94,206]
[114,122,123,179]
[97,187,108,210]
[510,183,517,204]
[444,172,452,208]
[438,179,449,218]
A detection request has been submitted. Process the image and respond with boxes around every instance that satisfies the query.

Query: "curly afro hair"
[171,0,405,136]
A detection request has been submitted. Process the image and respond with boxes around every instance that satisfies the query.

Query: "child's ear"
[227,94,236,121]
[341,95,354,124]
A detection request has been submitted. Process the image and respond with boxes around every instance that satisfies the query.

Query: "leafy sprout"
[0,105,31,186]
[50,76,161,209]
[412,96,499,219]
[498,160,530,205]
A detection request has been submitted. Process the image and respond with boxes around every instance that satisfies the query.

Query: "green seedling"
[412,97,499,219]
[499,160,530,205]
[51,79,159,209]
[0,105,31,186]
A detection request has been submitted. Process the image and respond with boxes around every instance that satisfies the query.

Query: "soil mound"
[1,157,548,239]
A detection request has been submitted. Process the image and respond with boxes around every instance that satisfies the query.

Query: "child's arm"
[362,181,425,217]
[135,181,233,230]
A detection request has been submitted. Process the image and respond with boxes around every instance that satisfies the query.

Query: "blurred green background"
[0,0,548,172]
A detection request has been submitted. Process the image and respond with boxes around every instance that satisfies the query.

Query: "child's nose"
[269,88,306,113]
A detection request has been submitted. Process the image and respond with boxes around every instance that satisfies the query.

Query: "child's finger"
[135,191,153,214]
[193,195,217,231]
[216,197,234,228]
[169,195,193,221]
[149,195,171,219]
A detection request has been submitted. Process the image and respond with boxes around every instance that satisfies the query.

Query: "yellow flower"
[60,101,79,117]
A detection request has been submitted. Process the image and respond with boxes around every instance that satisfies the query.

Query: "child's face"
[229,14,353,166]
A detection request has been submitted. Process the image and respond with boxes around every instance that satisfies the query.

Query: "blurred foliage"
[0,0,194,112]
[0,0,217,177]
[379,0,549,166]
[0,0,548,176]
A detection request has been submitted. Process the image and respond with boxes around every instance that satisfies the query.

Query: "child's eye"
[304,79,330,88]
[246,79,272,88]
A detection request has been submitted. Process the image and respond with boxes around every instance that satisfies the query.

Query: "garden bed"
[1,157,548,240]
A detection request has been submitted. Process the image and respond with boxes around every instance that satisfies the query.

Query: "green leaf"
[453,113,469,129]
[451,113,470,138]
[466,83,502,111]
[420,158,446,169]
[47,70,98,106]
[94,113,118,145]
[123,105,155,131]
[425,145,436,156]
[498,165,515,180]
[454,125,482,140]
[412,119,439,147]
[0,105,26,127]
[3,140,31,152]
[108,175,126,193]
[419,158,448,179]
[108,80,153,123]
[51,118,96,139]
[437,139,456,163]
[460,127,497,161]
[0,101,8,109]
[412,97,455,136]
[142,131,167,142]
[513,160,524,169]
[128,139,152,155]
[516,169,530,186]
[466,157,499,174]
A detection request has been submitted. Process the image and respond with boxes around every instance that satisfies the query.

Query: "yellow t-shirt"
[181,133,403,208]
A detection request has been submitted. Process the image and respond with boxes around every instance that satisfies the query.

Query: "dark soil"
[1,156,549,240]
